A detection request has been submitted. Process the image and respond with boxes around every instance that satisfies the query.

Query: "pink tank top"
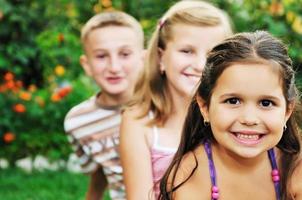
[150,125,177,199]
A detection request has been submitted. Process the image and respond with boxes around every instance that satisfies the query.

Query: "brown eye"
[260,100,274,107]
[225,98,240,105]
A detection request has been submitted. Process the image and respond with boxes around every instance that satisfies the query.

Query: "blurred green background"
[0,0,301,199]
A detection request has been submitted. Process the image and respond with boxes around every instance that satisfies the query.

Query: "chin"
[183,87,196,97]
[105,83,128,92]
[233,148,266,159]
[109,89,128,96]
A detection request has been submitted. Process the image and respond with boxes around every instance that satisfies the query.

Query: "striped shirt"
[64,94,125,199]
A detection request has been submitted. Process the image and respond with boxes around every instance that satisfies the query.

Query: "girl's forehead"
[212,63,284,96]
[168,24,226,46]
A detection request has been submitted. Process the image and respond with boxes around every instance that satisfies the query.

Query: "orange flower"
[269,1,284,16]
[102,0,112,8]
[58,86,72,98]
[3,132,15,143]
[93,4,102,13]
[19,91,32,101]
[13,103,26,113]
[0,84,7,93]
[4,72,14,81]
[28,84,37,92]
[58,33,64,43]
[5,80,15,89]
[54,65,65,76]
[15,80,23,89]
[51,93,62,102]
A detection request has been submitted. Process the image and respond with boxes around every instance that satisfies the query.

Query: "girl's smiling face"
[198,63,292,159]
[159,23,226,99]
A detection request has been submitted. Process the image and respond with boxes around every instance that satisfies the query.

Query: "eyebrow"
[258,95,282,102]
[219,92,237,96]
[92,45,134,52]
[219,93,282,101]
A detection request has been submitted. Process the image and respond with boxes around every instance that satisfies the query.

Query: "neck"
[171,91,191,117]
[97,91,131,107]
[162,93,190,131]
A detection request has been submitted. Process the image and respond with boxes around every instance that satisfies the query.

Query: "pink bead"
[212,192,219,199]
[212,186,219,192]
[271,169,279,176]
[272,175,280,182]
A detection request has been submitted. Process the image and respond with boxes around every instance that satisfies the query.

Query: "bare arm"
[85,166,107,200]
[292,159,302,200]
[120,108,155,200]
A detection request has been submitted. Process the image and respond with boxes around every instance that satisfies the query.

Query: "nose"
[108,55,122,73]
[239,104,260,126]
[192,53,206,72]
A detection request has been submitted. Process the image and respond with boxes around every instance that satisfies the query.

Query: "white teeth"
[236,133,259,140]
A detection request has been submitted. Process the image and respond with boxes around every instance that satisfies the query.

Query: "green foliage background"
[0,169,89,199]
[0,0,302,165]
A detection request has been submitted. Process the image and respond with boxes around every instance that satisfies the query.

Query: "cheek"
[124,63,142,80]
[211,115,230,132]
[122,65,137,77]
[174,55,191,68]
[264,111,285,132]
[123,56,141,71]
[163,53,180,69]
[90,61,106,74]
[209,107,230,127]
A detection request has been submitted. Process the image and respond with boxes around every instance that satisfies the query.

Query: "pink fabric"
[151,148,175,199]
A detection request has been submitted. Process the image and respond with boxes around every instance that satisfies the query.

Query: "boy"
[64,11,144,200]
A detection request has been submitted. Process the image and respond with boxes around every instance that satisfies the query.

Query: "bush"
[0,0,98,165]
[0,70,96,165]
[214,0,302,71]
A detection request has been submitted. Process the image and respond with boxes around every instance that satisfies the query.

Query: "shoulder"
[65,95,97,119]
[64,95,111,132]
[163,145,209,198]
[167,149,199,189]
[121,104,150,128]
[120,104,152,146]
[291,156,302,198]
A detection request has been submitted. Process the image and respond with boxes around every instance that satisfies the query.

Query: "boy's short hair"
[81,11,144,49]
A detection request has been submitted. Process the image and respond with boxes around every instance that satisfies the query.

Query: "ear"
[284,101,295,124]
[79,55,92,77]
[158,48,165,72]
[196,95,210,122]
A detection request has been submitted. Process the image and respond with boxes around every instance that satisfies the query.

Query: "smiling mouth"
[231,132,265,145]
[183,73,201,78]
[106,77,123,84]
[235,133,261,140]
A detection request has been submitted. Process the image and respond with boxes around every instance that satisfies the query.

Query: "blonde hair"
[81,11,144,49]
[131,0,233,126]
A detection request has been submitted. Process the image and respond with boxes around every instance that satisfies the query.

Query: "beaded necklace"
[204,140,281,200]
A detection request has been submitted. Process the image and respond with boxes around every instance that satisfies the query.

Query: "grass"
[0,168,90,200]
